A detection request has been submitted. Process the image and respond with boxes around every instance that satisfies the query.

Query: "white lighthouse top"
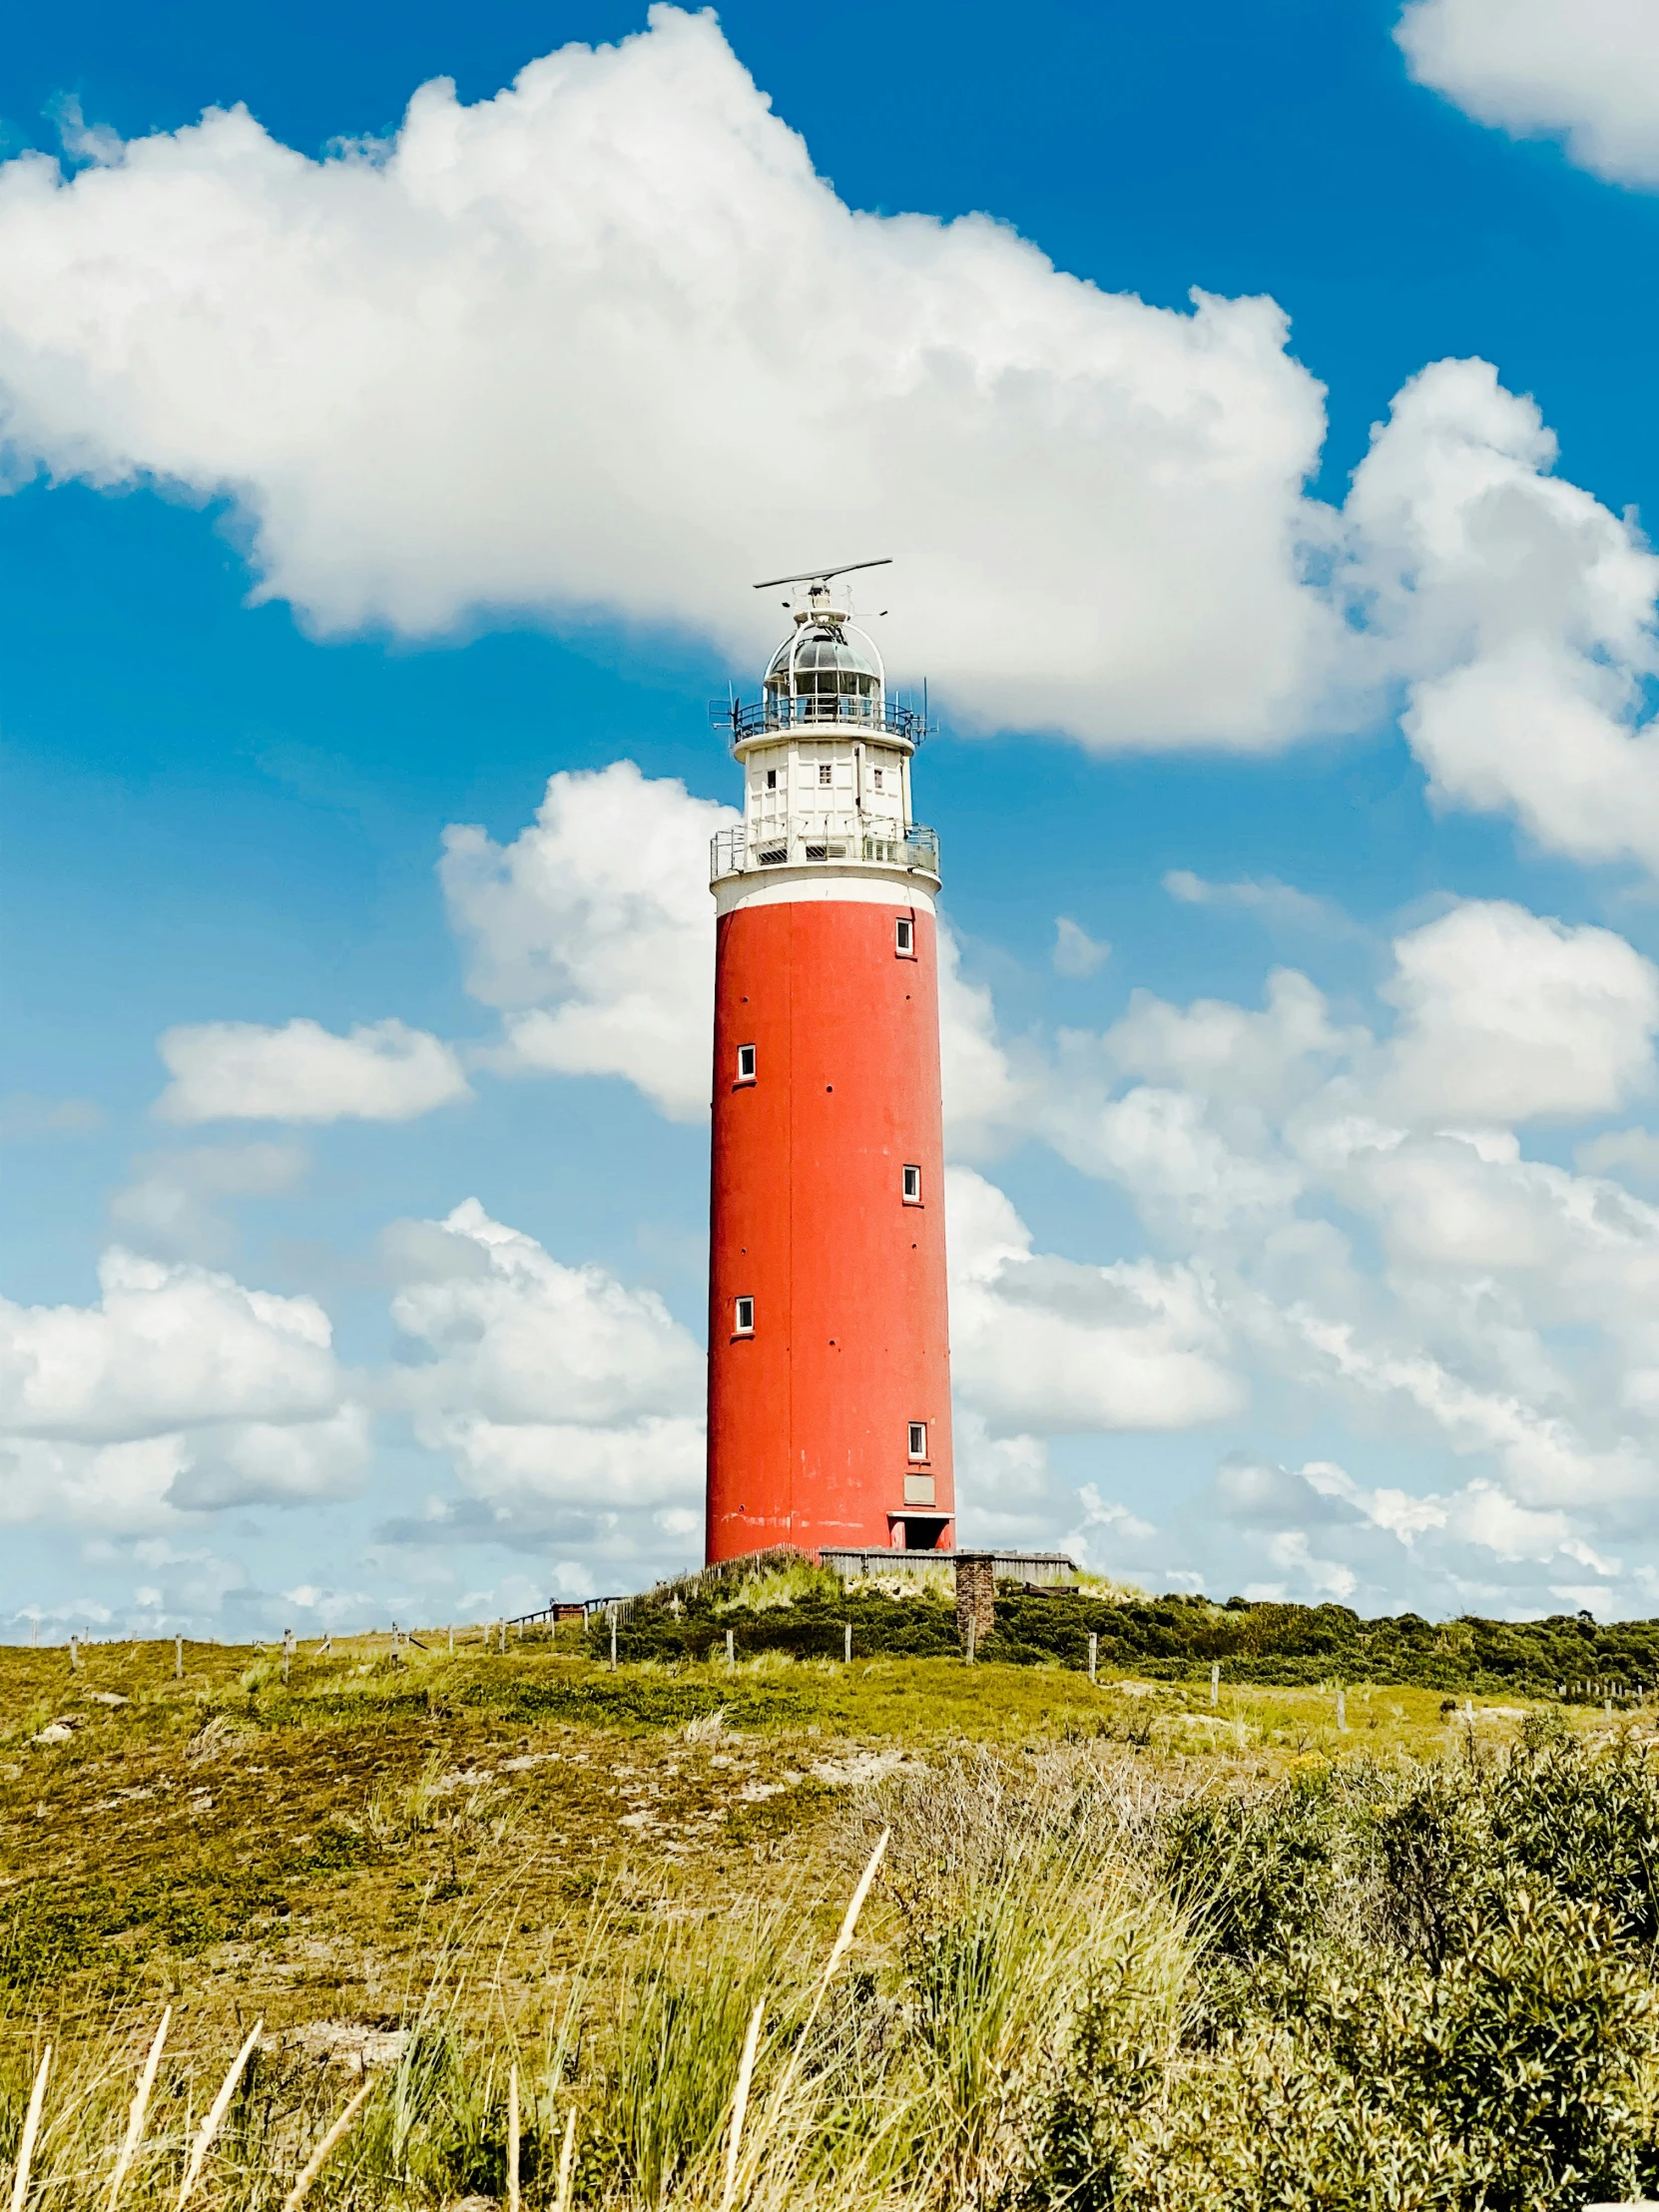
[709,559,939,899]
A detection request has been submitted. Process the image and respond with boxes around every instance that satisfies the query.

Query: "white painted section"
[715,868,939,919]
[739,733,906,854]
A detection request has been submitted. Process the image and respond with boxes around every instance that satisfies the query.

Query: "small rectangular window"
[895,916,914,956]
[766,768,777,790]
[907,1421,928,1461]
[902,1164,922,1204]
[871,767,882,790]
[733,1296,755,1336]
[737,1043,757,1081]
[819,763,832,786]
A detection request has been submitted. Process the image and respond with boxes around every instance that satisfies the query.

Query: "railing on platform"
[712,695,929,752]
[711,822,940,883]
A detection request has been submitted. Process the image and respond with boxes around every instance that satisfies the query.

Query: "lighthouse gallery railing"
[710,822,940,883]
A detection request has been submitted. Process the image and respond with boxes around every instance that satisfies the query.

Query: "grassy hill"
[3,1579,1659,2209]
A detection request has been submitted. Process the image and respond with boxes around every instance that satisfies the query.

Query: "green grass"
[5,1602,1655,2210]
[0,1619,1604,2032]
[6,1701,1659,2210]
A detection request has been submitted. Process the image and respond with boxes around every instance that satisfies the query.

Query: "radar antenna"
[751,557,892,591]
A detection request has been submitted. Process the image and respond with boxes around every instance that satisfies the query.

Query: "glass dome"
[764,619,885,726]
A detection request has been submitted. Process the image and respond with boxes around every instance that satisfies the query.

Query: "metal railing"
[711,821,940,882]
[711,695,929,752]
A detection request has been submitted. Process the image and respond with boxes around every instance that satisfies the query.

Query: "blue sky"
[9,0,1659,1634]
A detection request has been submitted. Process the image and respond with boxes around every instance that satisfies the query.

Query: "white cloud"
[1104,967,1354,1113]
[937,929,1027,1150]
[441,761,734,1123]
[0,7,1342,751]
[1021,900,1659,1603]
[1052,917,1112,978]
[0,1249,367,1526]
[1345,359,1659,868]
[1396,0,1659,188]
[951,1410,1054,1549]
[157,1017,469,1123]
[385,1198,706,1550]
[945,1167,1244,1434]
[1382,898,1659,1124]
[1040,969,1346,1238]
[3,11,1659,866]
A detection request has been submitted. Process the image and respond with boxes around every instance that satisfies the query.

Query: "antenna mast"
[752,557,892,592]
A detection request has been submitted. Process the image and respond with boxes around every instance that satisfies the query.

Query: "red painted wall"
[706,894,954,1561]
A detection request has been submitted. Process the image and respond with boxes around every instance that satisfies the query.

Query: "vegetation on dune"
[6,1718,1659,2208]
[8,1595,1659,2208]
[606,1556,1659,1698]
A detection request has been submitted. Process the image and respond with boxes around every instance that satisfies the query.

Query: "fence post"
[1336,1687,1347,1732]
[726,1628,736,1668]
[954,1553,994,1659]
[843,1622,852,1665]
[69,1633,79,1673]
[609,1607,618,1672]
[1211,1662,1220,1708]
[1088,1632,1098,1684]
[174,1634,184,1680]
[447,1625,454,1655]
[282,1627,292,1684]
[499,1619,507,1655]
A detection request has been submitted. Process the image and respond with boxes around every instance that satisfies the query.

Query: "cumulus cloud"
[2,11,1658,861]
[1345,359,1659,868]
[1396,0,1659,188]
[1194,1451,1629,1613]
[0,8,1342,750]
[157,1017,469,1123]
[1381,898,1659,1124]
[1017,892,1659,1606]
[385,1198,706,1555]
[937,931,1027,1150]
[945,1167,1244,1433]
[441,762,734,1122]
[0,1249,368,1525]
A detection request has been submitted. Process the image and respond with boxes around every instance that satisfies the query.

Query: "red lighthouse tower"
[706,563,954,1564]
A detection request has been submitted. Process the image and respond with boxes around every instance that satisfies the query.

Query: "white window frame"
[894,916,915,957]
[819,762,832,786]
[902,1164,922,1205]
[907,1421,928,1461]
[733,1297,755,1337]
[766,767,777,790]
[736,1043,757,1082]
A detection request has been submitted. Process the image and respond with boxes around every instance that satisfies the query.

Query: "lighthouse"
[705,563,955,1564]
